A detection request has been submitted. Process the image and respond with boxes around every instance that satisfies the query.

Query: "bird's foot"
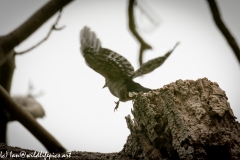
[114,100,120,112]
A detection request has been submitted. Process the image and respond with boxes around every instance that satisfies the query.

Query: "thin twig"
[16,9,65,55]
[128,0,152,66]
[0,0,72,65]
[206,0,240,64]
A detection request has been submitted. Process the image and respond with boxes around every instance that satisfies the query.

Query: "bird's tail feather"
[80,26,101,54]
[125,79,151,93]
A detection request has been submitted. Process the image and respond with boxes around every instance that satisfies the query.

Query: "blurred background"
[0,0,239,153]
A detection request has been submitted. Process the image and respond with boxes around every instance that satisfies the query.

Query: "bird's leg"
[114,100,120,112]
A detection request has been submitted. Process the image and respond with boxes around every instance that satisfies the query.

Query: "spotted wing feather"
[80,26,134,81]
[132,42,179,79]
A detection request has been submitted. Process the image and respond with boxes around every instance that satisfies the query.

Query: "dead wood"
[120,77,240,159]
[1,78,239,160]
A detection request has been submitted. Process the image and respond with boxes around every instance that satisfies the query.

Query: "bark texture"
[1,78,239,160]
[120,77,240,159]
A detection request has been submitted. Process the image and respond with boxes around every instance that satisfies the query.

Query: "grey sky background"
[0,0,239,152]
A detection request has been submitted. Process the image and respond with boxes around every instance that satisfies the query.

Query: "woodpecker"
[80,26,178,111]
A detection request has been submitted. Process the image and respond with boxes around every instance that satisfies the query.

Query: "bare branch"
[128,0,152,66]
[0,0,73,65]
[0,50,15,143]
[206,0,240,64]
[0,85,65,152]
[0,0,72,150]
[16,10,65,55]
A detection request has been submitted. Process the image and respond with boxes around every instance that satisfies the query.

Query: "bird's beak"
[102,83,107,89]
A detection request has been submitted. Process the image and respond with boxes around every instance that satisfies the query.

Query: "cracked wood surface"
[122,78,240,159]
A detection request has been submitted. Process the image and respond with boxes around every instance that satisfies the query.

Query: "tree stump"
[119,78,240,160]
[1,78,240,160]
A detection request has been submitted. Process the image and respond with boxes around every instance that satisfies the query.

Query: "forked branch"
[128,0,152,66]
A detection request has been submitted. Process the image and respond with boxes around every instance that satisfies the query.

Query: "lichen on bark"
[121,78,240,160]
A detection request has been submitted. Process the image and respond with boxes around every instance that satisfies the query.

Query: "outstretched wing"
[80,26,134,81]
[132,42,179,79]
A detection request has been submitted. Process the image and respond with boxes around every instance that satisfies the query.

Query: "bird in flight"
[80,26,178,111]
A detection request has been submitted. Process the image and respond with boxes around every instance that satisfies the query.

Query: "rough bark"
[120,77,240,159]
[1,78,239,160]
